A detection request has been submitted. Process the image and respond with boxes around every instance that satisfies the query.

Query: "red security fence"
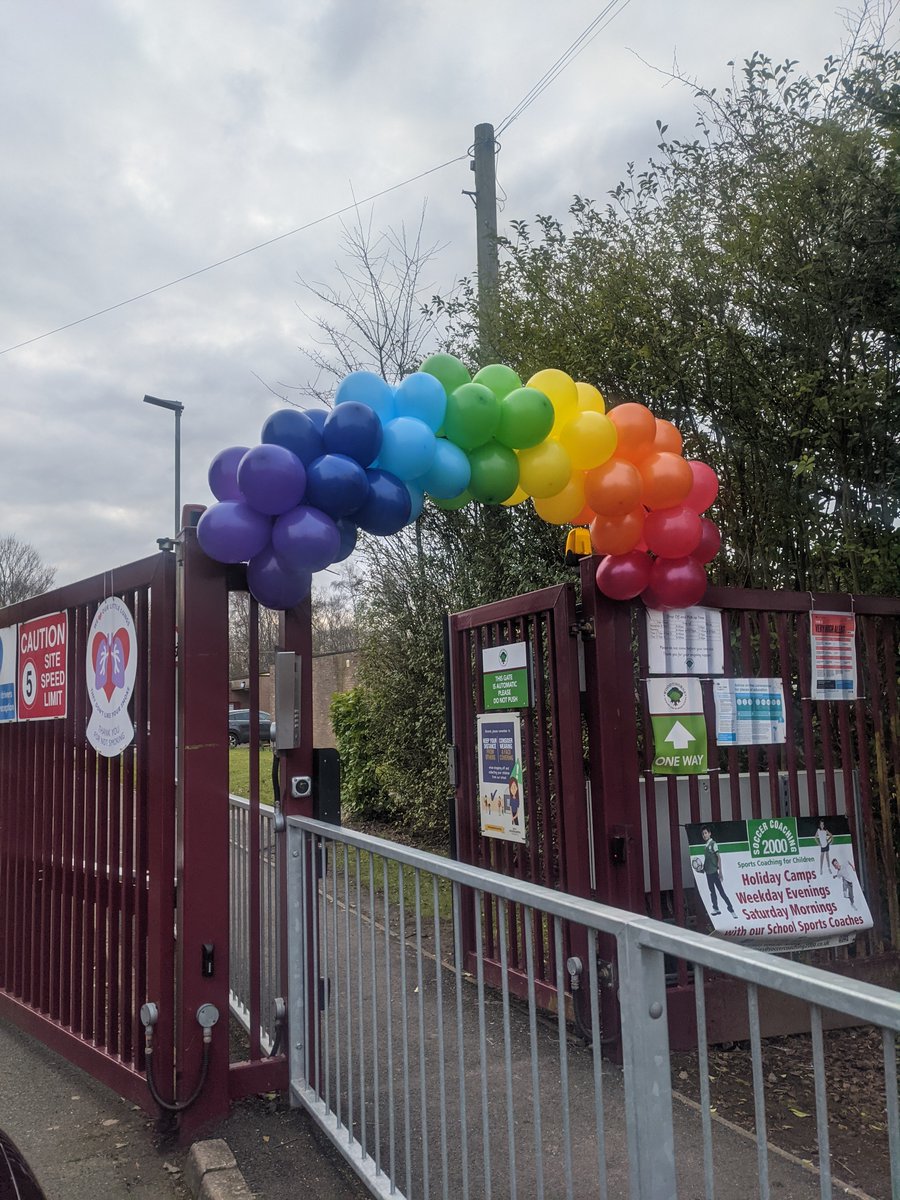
[450,564,900,1051]
[0,525,314,1138]
[0,551,177,1107]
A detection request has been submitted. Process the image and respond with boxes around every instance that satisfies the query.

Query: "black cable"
[144,1036,212,1114]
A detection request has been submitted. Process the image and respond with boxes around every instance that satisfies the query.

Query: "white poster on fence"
[713,678,787,745]
[86,596,138,756]
[646,606,725,675]
[684,815,872,954]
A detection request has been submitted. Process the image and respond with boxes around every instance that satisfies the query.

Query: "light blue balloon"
[334,371,395,424]
[405,482,425,524]
[417,437,471,499]
[394,371,447,432]
[378,417,436,482]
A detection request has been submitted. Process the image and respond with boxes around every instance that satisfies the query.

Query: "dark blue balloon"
[305,453,370,518]
[261,409,325,466]
[272,504,341,573]
[323,402,383,467]
[355,469,412,536]
[247,545,312,610]
[334,519,358,563]
[305,409,329,434]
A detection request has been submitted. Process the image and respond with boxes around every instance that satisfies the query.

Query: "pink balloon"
[650,557,708,608]
[684,461,719,514]
[595,551,652,601]
[644,505,702,558]
[693,517,721,564]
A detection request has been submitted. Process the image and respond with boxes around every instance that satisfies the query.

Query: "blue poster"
[476,713,525,844]
[0,625,17,722]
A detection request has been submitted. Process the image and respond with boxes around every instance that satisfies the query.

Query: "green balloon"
[420,353,471,397]
[431,490,472,510]
[496,386,555,449]
[443,383,500,451]
[467,440,520,504]
[473,363,522,402]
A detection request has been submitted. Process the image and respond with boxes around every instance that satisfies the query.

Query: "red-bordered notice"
[18,612,68,720]
[810,611,857,702]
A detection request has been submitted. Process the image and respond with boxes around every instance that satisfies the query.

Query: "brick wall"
[312,650,359,747]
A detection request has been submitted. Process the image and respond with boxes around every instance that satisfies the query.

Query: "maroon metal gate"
[0,523,313,1138]
[450,564,900,1049]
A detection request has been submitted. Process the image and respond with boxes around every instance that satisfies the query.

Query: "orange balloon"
[589,507,645,555]
[652,419,683,455]
[638,451,694,510]
[574,503,596,525]
[608,403,656,460]
[584,459,643,517]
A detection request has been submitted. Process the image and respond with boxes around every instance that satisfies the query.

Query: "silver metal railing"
[228,794,281,1053]
[286,816,900,1200]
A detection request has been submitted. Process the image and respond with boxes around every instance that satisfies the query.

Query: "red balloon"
[640,584,671,611]
[644,505,702,558]
[649,557,708,608]
[693,517,721,564]
[595,551,652,600]
[684,461,719,514]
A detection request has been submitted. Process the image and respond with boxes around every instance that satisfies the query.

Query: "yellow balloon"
[517,441,572,498]
[501,485,529,507]
[575,381,605,414]
[526,369,578,427]
[533,474,586,524]
[558,411,618,470]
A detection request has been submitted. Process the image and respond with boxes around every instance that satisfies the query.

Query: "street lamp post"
[143,394,185,537]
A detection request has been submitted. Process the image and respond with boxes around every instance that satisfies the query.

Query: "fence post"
[617,920,677,1200]
[175,528,232,1140]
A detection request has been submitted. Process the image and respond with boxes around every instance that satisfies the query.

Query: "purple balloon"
[196,501,272,563]
[247,545,312,610]
[261,409,324,466]
[237,444,307,515]
[208,445,250,502]
[305,453,370,518]
[272,504,340,573]
[323,402,383,467]
[334,519,358,563]
[355,469,412,536]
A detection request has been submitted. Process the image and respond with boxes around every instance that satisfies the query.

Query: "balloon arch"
[198,355,720,611]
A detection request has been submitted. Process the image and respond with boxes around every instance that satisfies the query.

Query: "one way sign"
[647,677,707,775]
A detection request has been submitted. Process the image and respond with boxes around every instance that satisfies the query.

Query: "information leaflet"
[646,606,725,676]
[810,611,858,701]
[685,816,871,953]
[477,713,525,844]
[713,678,786,746]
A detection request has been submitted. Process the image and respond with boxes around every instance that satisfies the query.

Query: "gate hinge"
[569,618,594,640]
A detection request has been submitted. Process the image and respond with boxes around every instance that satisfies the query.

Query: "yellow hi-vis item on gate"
[564,527,592,564]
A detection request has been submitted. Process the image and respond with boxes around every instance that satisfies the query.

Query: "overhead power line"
[495,0,633,135]
[0,155,467,357]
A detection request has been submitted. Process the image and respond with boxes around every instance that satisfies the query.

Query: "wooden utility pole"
[471,122,500,362]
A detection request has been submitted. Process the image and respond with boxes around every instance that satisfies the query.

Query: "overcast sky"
[0,0,874,589]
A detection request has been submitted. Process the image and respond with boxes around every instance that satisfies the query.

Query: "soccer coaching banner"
[684,816,872,954]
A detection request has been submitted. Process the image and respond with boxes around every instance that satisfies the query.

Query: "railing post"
[617,921,677,1200]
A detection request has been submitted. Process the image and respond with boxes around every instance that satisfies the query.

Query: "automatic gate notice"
[18,612,68,720]
[477,713,525,844]
[0,625,17,722]
[685,816,872,953]
[810,611,858,701]
[482,642,530,710]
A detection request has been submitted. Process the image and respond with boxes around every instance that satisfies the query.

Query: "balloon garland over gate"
[198,354,720,610]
